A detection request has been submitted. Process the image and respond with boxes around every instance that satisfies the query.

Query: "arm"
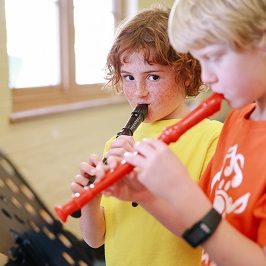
[71,154,105,248]
[125,138,266,266]
[73,136,135,247]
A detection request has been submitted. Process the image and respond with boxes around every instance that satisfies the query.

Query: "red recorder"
[55,93,224,222]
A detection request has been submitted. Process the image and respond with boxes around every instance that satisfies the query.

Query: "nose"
[136,81,149,97]
[201,64,218,85]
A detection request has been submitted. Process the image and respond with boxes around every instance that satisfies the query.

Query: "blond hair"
[169,0,266,53]
[105,6,203,97]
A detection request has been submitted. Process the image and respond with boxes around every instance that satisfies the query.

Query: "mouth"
[134,104,149,120]
[136,103,150,107]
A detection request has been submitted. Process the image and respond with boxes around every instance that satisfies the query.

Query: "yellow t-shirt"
[102,119,223,266]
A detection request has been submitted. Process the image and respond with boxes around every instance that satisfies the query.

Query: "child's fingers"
[70,174,88,193]
[105,136,135,159]
[110,135,135,150]
[106,156,120,169]
[87,153,101,165]
[79,162,96,176]
[134,138,166,156]
[106,148,128,159]
[94,161,110,183]
[124,151,146,168]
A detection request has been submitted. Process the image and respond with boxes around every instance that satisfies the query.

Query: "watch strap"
[182,208,222,248]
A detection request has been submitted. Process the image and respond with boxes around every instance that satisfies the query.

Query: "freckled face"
[120,52,186,122]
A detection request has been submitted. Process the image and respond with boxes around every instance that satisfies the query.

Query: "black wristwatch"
[182,208,222,248]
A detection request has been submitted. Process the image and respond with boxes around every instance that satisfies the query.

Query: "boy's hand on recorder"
[124,138,194,205]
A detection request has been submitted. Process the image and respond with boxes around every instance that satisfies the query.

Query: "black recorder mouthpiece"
[116,104,148,137]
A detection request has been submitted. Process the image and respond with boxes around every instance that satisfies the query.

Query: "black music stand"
[0,149,105,266]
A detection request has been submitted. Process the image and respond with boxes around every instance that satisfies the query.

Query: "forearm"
[169,186,266,265]
[139,194,189,236]
[203,220,266,266]
[173,185,266,266]
[142,185,266,265]
[79,197,105,248]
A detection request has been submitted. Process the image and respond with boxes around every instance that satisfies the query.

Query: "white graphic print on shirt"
[202,144,250,265]
[211,144,250,216]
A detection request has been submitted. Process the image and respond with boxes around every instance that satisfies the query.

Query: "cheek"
[223,71,245,92]
[151,88,181,115]
[219,59,247,89]
[123,87,135,101]
[155,86,180,102]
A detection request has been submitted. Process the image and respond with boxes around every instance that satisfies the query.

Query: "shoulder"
[196,119,223,136]
[200,119,223,128]
[179,119,222,147]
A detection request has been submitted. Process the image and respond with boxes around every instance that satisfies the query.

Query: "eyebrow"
[120,69,164,74]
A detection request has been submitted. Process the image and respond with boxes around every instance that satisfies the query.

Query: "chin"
[229,101,249,110]
[145,115,160,123]
[146,118,156,123]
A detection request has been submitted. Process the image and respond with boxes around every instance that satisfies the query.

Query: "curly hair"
[104,6,203,97]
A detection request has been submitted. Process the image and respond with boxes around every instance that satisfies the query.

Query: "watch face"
[185,223,210,247]
[200,223,211,234]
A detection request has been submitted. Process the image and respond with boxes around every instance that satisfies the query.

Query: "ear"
[184,72,193,87]
[185,79,191,87]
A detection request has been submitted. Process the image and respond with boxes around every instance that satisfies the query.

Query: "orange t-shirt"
[200,104,266,265]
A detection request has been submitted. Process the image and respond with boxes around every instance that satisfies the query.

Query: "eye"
[206,55,218,62]
[148,74,160,81]
[123,75,134,81]
[203,51,223,62]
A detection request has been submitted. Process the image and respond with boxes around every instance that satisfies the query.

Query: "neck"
[250,97,266,121]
